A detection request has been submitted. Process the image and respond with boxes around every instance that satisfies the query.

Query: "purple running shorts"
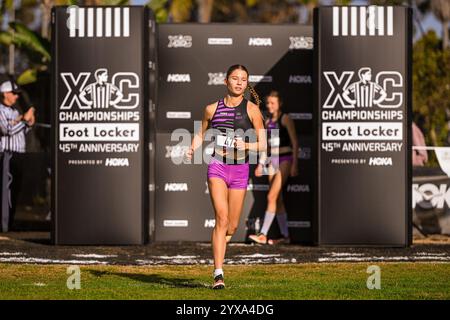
[269,154,293,169]
[207,157,249,189]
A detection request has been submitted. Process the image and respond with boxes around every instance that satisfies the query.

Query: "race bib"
[216,134,235,148]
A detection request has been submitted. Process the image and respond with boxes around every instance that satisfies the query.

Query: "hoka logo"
[248,37,272,46]
[167,74,191,83]
[413,183,450,209]
[369,157,392,166]
[204,219,216,228]
[105,158,129,167]
[164,183,188,192]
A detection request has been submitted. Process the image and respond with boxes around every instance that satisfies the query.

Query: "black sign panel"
[51,6,151,244]
[315,6,412,246]
[154,133,251,241]
[154,24,314,243]
[154,132,314,243]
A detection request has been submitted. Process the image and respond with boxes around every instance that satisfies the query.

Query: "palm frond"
[8,22,51,62]
[17,68,38,85]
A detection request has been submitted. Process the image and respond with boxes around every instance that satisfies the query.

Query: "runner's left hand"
[234,138,246,150]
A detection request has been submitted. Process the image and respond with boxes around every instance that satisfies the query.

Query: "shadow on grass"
[88,270,208,289]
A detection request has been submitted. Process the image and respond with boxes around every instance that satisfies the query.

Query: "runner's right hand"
[185,147,194,160]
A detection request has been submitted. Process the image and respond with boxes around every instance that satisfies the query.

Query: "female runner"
[249,90,298,245]
[186,65,266,289]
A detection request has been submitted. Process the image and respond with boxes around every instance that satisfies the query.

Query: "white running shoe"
[248,233,268,244]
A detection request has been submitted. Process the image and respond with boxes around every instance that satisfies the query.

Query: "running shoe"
[213,274,225,290]
[248,233,268,244]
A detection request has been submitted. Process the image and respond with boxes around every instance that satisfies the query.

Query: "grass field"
[1,262,450,300]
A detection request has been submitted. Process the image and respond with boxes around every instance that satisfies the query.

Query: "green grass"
[0,263,449,299]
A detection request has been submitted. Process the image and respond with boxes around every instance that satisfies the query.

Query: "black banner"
[157,24,313,135]
[154,24,314,242]
[154,133,314,242]
[315,6,412,246]
[51,6,152,244]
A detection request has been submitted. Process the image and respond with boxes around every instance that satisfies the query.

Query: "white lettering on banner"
[78,143,139,153]
[163,220,189,227]
[67,160,97,165]
[208,38,233,45]
[248,37,272,46]
[105,158,129,167]
[60,72,91,109]
[111,73,140,109]
[323,71,354,108]
[57,58,141,169]
[375,72,403,108]
[368,157,392,166]
[60,123,139,141]
[342,142,402,152]
[323,69,403,109]
[413,183,450,210]
[59,111,140,122]
[322,110,403,121]
[289,36,313,50]
[166,111,191,119]
[204,219,215,228]
[168,35,192,48]
[322,122,402,141]
[167,74,191,82]
[289,75,312,84]
[330,159,360,164]
[164,183,188,192]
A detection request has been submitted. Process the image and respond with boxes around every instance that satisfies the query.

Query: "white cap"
[0,81,20,93]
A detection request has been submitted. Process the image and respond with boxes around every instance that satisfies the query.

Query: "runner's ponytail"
[247,84,261,107]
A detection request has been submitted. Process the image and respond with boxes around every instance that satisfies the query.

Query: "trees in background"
[148,0,336,24]
[413,30,450,148]
[417,0,450,49]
